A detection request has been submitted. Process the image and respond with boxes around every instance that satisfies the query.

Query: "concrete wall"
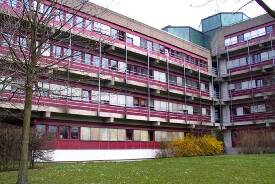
[52,149,158,161]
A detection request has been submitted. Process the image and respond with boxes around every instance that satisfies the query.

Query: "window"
[85,20,92,31]
[127,64,132,74]
[64,48,72,59]
[147,41,153,51]
[244,106,251,114]
[73,51,82,62]
[126,129,133,141]
[55,10,64,22]
[102,58,109,69]
[71,88,82,101]
[126,36,133,44]
[237,34,244,43]
[8,0,17,7]
[75,16,83,28]
[53,45,62,58]
[140,38,147,49]
[266,25,273,34]
[111,28,118,39]
[80,127,91,140]
[82,89,90,102]
[71,127,79,139]
[100,128,109,141]
[48,125,57,140]
[169,75,177,85]
[84,53,91,65]
[36,125,46,137]
[16,36,27,48]
[133,65,139,75]
[153,43,160,53]
[118,61,126,72]
[92,56,100,67]
[59,126,69,139]
[65,13,73,26]
[0,33,12,46]
[110,60,118,70]
[141,67,147,76]
[254,53,261,63]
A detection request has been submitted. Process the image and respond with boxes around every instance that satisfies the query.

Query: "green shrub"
[169,134,223,157]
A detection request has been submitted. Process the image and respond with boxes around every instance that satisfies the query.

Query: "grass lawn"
[1,154,275,184]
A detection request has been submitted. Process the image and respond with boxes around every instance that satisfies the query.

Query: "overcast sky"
[90,0,274,30]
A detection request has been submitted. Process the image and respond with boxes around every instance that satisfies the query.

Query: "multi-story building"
[0,0,216,161]
[0,0,274,161]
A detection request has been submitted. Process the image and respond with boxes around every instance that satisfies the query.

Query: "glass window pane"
[36,125,46,137]
[93,56,100,67]
[84,53,91,65]
[71,127,79,139]
[48,125,57,140]
[59,126,69,139]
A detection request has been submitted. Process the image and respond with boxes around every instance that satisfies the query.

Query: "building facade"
[0,0,274,161]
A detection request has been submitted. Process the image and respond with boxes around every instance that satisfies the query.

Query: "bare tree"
[0,0,113,183]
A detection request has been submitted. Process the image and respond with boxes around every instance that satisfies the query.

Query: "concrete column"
[223,129,236,154]
[219,59,227,76]
[222,105,231,124]
[210,106,215,123]
[221,82,229,101]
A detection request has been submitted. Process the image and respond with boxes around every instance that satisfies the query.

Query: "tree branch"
[255,0,275,19]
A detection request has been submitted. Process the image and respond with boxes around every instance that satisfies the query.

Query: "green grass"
[1,154,275,184]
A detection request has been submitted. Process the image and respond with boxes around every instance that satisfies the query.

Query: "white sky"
[90,0,275,30]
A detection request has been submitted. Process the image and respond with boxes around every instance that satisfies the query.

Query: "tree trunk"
[16,82,33,184]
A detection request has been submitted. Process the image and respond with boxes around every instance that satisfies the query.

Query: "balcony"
[0,92,212,125]
[229,85,275,99]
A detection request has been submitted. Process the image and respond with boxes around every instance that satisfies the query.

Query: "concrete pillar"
[221,82,229,101]
[219,59,227,76]
[223,129,236,154]
[222,105,231,124]
[210,106,215,123]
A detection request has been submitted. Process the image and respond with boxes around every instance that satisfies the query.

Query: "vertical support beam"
[223,129,236,154]
[98,38,102,114]
[166,54,170,119]
[183,58,187,123]
[147,50,151,120]
[226,47,233,124]
[125,34,128,81]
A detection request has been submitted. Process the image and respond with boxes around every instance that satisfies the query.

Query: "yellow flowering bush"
[169,134,223,157]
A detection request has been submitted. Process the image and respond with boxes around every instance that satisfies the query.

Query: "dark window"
[148,130,154,141]
[48,125,57,140]
[244,106,250,114]
[127,64,132,74]
[133,65,139,75]
[159,45,165,54]
[266,25,273,34]
[126,129,133,141]
[237,34,244,42]
[59,126,69,139]
[110,60,118,70]
[117,30,125,41]
[141,67,147,76]
[169,75,177,85]
[149,69,153,78]
[71,127,79,139]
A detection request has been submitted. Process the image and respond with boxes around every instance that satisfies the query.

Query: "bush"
[169,134,223,157]
[0,124,53,171]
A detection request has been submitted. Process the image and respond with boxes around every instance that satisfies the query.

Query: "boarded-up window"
[140,130,149,141]
[118,129,126,141]
[80,127,91,140]
[91,128,100,140]
[109,129,118,141]
[134,130,141,141]
[100,128,109,141]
